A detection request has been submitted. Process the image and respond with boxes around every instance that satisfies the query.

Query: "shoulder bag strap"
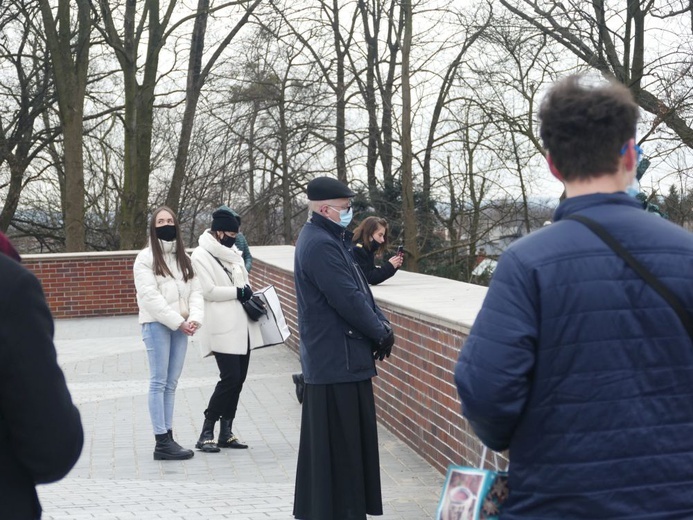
[207,251,235,285]
[564,214,693,339]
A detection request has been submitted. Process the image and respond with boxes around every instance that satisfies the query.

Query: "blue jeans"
[142,322,188,435]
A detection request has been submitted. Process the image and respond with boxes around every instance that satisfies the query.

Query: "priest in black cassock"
[293,176,395,520]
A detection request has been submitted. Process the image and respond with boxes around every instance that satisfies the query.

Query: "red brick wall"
[23,252,139,319]
[249,259,477,475]
[25,251,478,474]
[373,311,480,474]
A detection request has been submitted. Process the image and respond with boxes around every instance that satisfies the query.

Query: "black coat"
[352,241,397,285]
[294,212,389,384]
[0,255,83,519]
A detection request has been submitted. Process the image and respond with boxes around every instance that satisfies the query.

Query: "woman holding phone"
[351,216,403,285]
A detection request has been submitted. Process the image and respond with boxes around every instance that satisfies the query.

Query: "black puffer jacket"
[352,241,397,285]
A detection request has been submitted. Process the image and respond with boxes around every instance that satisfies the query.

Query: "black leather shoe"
[292,373,305,404]
[219,434,248,449]
[195,439,221,452]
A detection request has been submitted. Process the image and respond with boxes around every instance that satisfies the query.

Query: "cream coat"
[133,240,204,331]
[191,230,263,356]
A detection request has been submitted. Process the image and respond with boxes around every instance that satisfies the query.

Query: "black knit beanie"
[211,207,239,232]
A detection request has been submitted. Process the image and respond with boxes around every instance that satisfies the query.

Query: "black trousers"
[206,349,251,421]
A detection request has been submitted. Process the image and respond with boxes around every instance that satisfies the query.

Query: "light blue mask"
[338,207,353,228]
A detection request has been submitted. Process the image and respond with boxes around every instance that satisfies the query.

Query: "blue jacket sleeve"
[454,249,537,451]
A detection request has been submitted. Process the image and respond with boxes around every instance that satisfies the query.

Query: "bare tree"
[352,0,404,201]
[164,0,263,214]
[176,26,334,245]
[95,0,163,248]
[466,15,567,229]
[0,1,57,233]
[421,8,487,198]
[399,0,418,271]
[39,0,92,251]
[499,0,693,149]
[269,0,360,184]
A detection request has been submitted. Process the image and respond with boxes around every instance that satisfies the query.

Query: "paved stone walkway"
[38,316,443,519]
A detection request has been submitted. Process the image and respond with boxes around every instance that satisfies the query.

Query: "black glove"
[373,322,394,361]
[236,285,253,303]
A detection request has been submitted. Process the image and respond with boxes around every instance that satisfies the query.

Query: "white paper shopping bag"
[251,285,291,349]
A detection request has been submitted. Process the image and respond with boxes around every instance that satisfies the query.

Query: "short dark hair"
[538,76,639,181]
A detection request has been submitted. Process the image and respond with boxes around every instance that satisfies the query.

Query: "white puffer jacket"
[133,240,204,331]
[191,230,263,356]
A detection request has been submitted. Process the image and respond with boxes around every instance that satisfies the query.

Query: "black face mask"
[371,239,380,250]
[220,235,236,248]
[155,225,177,242]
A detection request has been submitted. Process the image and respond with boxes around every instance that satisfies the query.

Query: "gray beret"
[307,176,356,201]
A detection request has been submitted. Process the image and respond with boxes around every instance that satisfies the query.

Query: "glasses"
[326,204,352,212]
[620,142,644,164]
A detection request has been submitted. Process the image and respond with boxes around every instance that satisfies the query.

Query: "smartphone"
[396,245,404,255]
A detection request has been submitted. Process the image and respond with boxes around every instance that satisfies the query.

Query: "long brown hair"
[352,216,389,253]
[149,206,194,282]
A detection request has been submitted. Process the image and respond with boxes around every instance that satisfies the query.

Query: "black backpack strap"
[564,214,693,339]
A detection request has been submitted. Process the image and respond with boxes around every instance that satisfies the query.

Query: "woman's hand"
[178,321,197,336]
[388,255,403,269]
[236,285,253,303]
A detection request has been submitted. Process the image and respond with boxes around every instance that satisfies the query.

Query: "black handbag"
[564,214,693,338]
[208,252,267,322]
[242,295,267,321]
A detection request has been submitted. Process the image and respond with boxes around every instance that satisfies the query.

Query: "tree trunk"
[400,0,418,272]
[248,103,259,206]
[357,0,380,199]
[379,1,404,203]
[166,0,208,213]
[0,158,25,232]
[62,110,86,251]
[39,0,90,251]
[107,0,165,249]
[279,91,292,244]
[331,0,347,183]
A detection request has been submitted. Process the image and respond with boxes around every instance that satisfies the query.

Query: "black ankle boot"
[167,429,193,457]
[154,433,194,460]
[195,414,220,453]
[217,417,248,449]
